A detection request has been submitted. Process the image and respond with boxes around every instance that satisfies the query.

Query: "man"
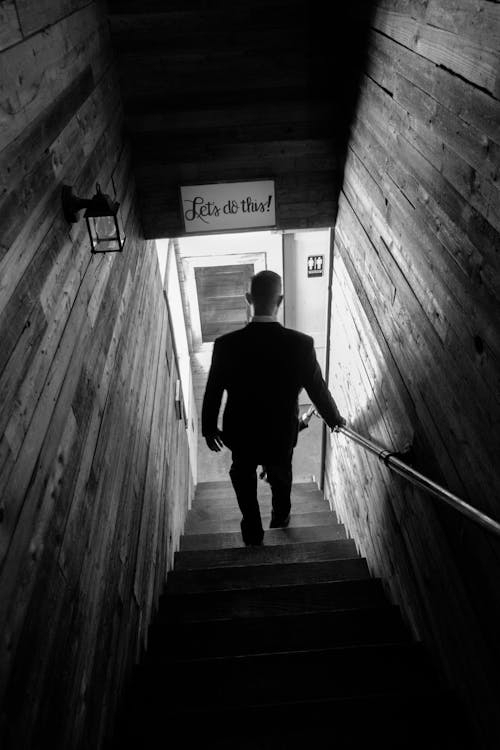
[202,270,346,546]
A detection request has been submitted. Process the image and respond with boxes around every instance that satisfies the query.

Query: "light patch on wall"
[156,238,169,283]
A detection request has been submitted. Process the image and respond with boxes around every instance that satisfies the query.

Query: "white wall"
[163,240,198,485]
[177,230,282,259]
[283,229,331,402]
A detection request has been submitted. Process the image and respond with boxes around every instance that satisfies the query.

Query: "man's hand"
[205,430,225,452]
[332,416,347,432]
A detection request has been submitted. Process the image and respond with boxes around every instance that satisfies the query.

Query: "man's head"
[246,270,283,317]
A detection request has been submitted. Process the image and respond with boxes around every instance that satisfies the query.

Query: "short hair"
[250,270,282,302]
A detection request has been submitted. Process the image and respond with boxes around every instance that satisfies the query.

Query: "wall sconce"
[62,183,126,253]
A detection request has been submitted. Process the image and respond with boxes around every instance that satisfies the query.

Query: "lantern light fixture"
[62,183,126,254]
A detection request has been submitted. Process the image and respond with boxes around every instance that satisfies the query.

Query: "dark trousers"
[229,450,293,540]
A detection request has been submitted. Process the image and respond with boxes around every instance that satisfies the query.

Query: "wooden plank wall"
[324,1,500,746]
[0,2,193,748]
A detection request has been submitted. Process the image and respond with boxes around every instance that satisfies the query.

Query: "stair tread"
[195,480,321,495]
[194,485,324,497]
[160,578,388,621]
[185,510,340,535]
[193,492,325,506]
[154,640,428,667]
[175,538,359,569]
[148,606,411,659]
[166,557,370,593]
[115,689,473,749]
[139,643,437,709]
[173,691,473,749]
[193,485,323,501]
[110,481,478,750]
[188,498,331,519]
[180,523,348,550]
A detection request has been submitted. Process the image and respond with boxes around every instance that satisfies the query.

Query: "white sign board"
[180,180,276,234]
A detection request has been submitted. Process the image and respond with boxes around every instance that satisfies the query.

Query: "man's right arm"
[302,338,345,430]
[202,339,226,450]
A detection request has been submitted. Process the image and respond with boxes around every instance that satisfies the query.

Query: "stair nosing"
[165,559,370,594]
[184,513,340,535]
[158,640,425,667]
[184,522,345,534]
[165,688,454,727]
[174,539,360,569]
[179,524,349,550]
[164,575,380,598]
[168,556,366,577]
[169,686,453,715]
[153,603,404,629]
[166,575,371,597]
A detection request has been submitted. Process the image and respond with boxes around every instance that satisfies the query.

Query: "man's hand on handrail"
[333,416,347,431]
[205,430,225,452]
[301,407,347,431]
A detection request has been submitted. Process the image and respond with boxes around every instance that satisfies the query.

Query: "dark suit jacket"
[201,322,342,458]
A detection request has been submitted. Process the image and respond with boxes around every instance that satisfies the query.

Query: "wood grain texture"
[374,0,500,97]
[0,3,110,151]
[0,1,22,51]
[0,3,193,749]
[15,0,93,36]
[325,5,500,747]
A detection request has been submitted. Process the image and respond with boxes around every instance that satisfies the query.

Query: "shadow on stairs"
[110,481,474,749]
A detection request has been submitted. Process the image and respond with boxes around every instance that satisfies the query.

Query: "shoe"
[269,512,291,529]
[241,519,264,546]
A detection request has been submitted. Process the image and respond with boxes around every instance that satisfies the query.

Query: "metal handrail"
[302,407,500,538]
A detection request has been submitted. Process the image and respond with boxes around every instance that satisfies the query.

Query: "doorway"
[157,227,332,488]
[283,228,331,485]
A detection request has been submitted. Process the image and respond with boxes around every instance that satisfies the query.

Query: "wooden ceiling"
[106,0,373,239]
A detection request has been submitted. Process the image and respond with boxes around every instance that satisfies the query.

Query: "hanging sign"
[180,180,276,234]
[307,255,324,277]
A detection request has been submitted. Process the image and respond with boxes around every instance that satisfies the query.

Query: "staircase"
[112,481,473,749]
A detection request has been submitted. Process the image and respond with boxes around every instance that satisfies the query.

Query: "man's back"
[202,321,341,457]
[201,269,344,546]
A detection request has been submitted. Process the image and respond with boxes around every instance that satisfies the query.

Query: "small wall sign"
[307,255,324,277]
[180,180,276,234]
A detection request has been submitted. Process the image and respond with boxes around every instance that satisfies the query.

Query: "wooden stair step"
[140,643,436,709]
[194,480,245,491]
[159,578,388,622]
[191,493,327,511]
[193,485,324,505]
[189,496,330,518]
[195,480,319,494]
[180,523,348,550]
[175,538,359,570]
[184,510,339,535]
[166,557,369,593]
[110,477,478,750]
[117,691,472,749]
[147,606,411,660]
[194,483,323,496]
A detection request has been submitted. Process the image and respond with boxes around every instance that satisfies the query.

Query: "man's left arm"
[302,339,346,430]
[201,339,226,451]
